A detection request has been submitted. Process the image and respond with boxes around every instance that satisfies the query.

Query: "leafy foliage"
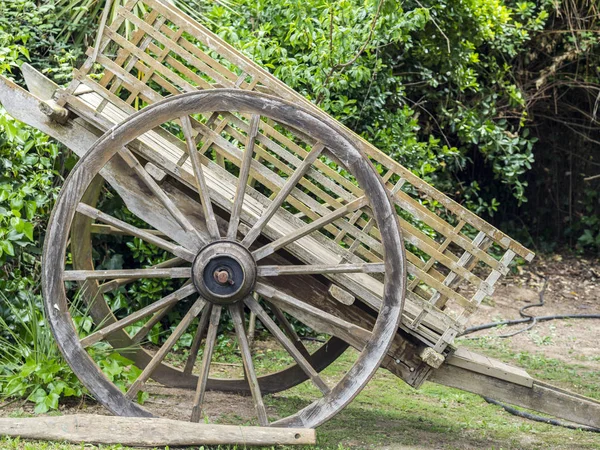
[0,293,82,413]
[196,0,544,210]
[0,0,84,84]
[0,292,145,412]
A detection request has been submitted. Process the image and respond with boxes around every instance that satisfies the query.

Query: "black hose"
[459,276,600,337]
[483,397,600,433]
[459,275,600,432]
[459,313,600,337]
[498,277,549,338]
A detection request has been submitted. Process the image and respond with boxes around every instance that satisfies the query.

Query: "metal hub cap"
[192,241,256,305]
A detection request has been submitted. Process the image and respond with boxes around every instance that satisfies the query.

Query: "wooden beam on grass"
[0,415,316,447]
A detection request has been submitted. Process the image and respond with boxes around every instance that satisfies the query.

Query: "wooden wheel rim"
[43,89,406,428]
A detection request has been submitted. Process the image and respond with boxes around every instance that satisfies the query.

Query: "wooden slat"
[119,9,235,88]
[99,8,159,88]
[125,28,181,104]
[446,347,532,388]
[138,0,533,262]
[104,27,197,93]
[111,15,168,101]
[0,415,317,447]
[149,0,536,262]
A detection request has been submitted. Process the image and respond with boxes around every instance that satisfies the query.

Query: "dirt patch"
[463,254,600,370]
[141,384,278,423]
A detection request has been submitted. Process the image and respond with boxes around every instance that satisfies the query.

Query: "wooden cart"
[0,0,598,434]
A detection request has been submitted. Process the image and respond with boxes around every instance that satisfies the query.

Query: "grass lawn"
[1,336,599,450]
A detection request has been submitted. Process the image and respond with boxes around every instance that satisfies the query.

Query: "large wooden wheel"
[43,90,406,428]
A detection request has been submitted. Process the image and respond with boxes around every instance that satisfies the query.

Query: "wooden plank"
[194,121,386,257]
[111,16,169,102]
[0,72,451,363]
[138,0,536,265]
[119,9,235,88]
[61,76,462,344]
[432,231,490,309]
[446,347,533,388]
[392,189,503,271]
[99,8,160,88]
[226,142,484,307]
[75,9,530,337]
[223,120,349,207]
[174,31,240,85]
[430,363,600,429]
[103,26,197,93]
[0,415,316,446]
[125,30,180,104]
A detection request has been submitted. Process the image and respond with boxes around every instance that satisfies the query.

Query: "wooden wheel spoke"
[90,223,165,237]
[80,284,197,349]
[268,302,311,359]
[244,296,330,395]
[118,148,206,247]
[64,268,191,281]
[97,257,185,295]
[76,203,196,262]
[256,262,384,277]
[131,303,175,344]
[190,304,221,423]
[252,196,368,261]
[230,303,268,426]
[241,143,326,248]
[126,297,207,400]
[184,304,212,375]
[254,282,371,348]
[227,114,261,240]
[181,115,220,240]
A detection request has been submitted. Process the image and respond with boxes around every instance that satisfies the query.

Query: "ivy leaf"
[34,401,49,414]
[137,390,149,405]
[22,222,34,241]
[1,240,15,256]
[25,200,37,220]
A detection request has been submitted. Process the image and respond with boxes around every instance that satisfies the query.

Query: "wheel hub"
[192,241,256,305]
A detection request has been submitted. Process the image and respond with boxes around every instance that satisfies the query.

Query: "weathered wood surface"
[61,80,455,350]
[431,356,600,428]
[0,73,358,396]
[0,414,316,446]
[4,0,539,357]
[445,347,533,388]
[0,70,433,390]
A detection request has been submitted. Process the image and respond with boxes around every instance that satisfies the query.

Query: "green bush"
[195,0,548,210]
[0,291,152,411]
[0,293,82,413]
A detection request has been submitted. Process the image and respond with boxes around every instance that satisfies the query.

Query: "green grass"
[2,337,599,450]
